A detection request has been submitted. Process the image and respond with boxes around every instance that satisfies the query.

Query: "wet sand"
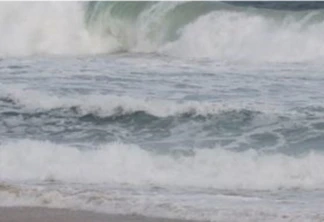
[0,207,195,222]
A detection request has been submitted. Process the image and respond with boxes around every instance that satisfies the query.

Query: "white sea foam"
[161,11,324,62]
[1,139,324,190]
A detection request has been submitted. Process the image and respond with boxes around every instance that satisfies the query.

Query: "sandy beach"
[0,207,195,222]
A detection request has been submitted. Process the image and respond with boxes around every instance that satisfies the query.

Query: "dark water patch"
[0,107,261,145]
[312,122,324,130]
[1,104,324,154]
[79,110,159,125]
[7,65,29,69]
[0,97,15,105]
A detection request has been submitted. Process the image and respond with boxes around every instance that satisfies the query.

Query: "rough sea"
[1,2,324,221]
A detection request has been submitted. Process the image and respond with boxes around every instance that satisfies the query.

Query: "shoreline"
[0,206,197,222]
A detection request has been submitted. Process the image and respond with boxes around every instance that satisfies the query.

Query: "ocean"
[1,1,324,221]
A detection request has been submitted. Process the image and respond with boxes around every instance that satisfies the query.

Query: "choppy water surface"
[1,2,324,222]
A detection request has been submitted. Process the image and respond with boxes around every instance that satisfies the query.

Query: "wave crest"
[1,2,324,62]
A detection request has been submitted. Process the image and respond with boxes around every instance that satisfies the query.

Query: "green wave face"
[84,2,236,50]
[83,1,324,61]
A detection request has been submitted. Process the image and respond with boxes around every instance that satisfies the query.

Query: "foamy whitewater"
[1,2,324,222]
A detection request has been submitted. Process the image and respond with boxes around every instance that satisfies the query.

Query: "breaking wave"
[2,86,324,153]
[1,2,324,62]
[1,139,324,190]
